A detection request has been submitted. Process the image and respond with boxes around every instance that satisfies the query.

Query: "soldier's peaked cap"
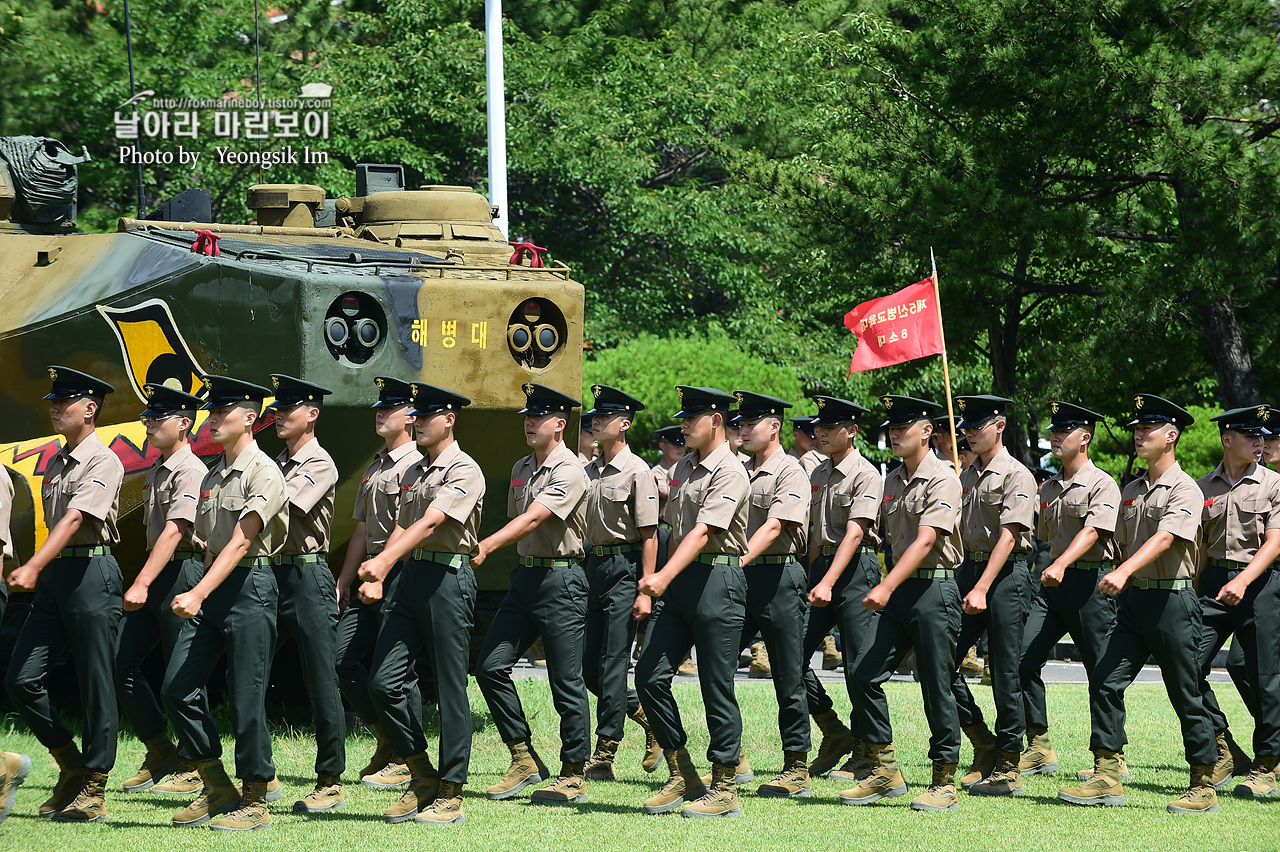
[1211,405,1271,437]
[266,374,333,410]
[519,382,579,416]
[43,365,114,400]
[371,376,415,409]
[673,386,735,419]
[655,425,686,446]
[811,395,870,426]
[141,383,202,417]
[1047,401,1104,430]
[409,383,471,416]
[789,415,817,438]
[200,375,271,410]
[1127,393,1194,431]
[880,395,942,427]
[730,391,793,423]
[584,384,645,417]
[955,395,1013,430]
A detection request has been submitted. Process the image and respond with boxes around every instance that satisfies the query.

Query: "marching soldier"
[733,391,812,798]
[472,383,592,805]
[579,385,663,782]
[335,377,423,790]
[1196,407,1280,797]
[4,366,124,822]
[1058,394,1219,813]
[949,395,1036,796]
[1017,402,1122,780]
[800,397,883,780]
[0,461,32,827]
[842,395,964,811]
[579,420,598,465]
[635,386,750,818]
[652,425,686,514]
[265,375,347,813]
[788,415,824,475]
[361,383,485,826]
[161,376,290,831]
[116,385,208,796]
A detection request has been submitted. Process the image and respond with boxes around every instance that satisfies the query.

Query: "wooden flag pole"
[931,248,961,476]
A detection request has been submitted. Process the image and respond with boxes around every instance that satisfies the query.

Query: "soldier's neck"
[424,434,456,464]
[976,441,1003,470]
[285,429,316,458]
[599,436,627,464]
[222,432,255,464]
[1222,451,1254,485]
[1144,449,1177,483]
[750,441,782,469]
[61,422,97,451]
[534,434,564,467]
[384,430,413,453]
[1060,450,1088,480]
[159,437,190,462]
[901,444,930,478]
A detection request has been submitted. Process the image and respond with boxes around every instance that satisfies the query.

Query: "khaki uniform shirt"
[746,448,810,556]
[1037,461,1122,563]
[276,439,337,555]
[143,444,207,551]
[790,448,824,475]
[1,465,14,560]
[665,441,750,555]
[811,448,883,550]
[959,447,1036,554]
[355,441,423,555]
[197,441,289,559]
[652,459,674,517]
[1116,461,1201,581]
[880,451,962,570]
[585,445,660,546]
[398,441,486,554]
[509,441,589,559]
[1197,462,1280,562]
[42,432,124,546]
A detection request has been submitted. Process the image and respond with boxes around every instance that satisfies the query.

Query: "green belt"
[411,550,469,568]
[1208,558,1249,571]
[272,552,324,566]
[907,568,954,580]
[59,545,111,558]
[234,556,273,569]
[518,556,575,568]
[590,543,641,557]
[171,550,202,561]
[753,554,798,565]
[818,544,872,557]
[694,553,737,566]
[967,550,1028,563]
[1066,560,1114,571]
[1130,577,1192,590]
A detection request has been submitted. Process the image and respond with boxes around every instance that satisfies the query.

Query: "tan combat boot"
[0,751,33,825]
[238,775,282,802]
[809,710,856,776]
[960,645,983,676]
[1018,726,1059,775]
[583,737,621,781]
[358,725,396,779]
[384,752,440,823]
[821,634,842,670]
[415,779,465,826]
[701,754,754,787]
[1076,750,1130,781]
[1209,729,1251,789]
[40,741,85,817]
[749,642,771,678]
[839,742,907,805]
[153,759,202,795]
[1233,755,1279,798]
[682,761,741,818]
[830,739,873,782]
[628,707,663,773]
[486,738,549,800]
[363,760,410,789]
[960,723,998,787]
[172,759,241,827]
[757,751,812,798]
[530,761,587,805]
[293,773,344,813]
[910,761,959,811]
[1168,763,1220,814]
[50,770,109,822]
[968,750,1025,797]
[209,779,271,831]
[122,736,180,792]
[678,653,698,675]
[641,747,706,814]
[1058,750,1126,807]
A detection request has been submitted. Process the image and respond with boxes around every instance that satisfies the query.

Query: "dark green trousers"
[1019,564,1116,733]
[1198,567,1280,755]
[475,562,591,763]
[162,564,278,781]
[1226,641,1255,721]
[5,554,122,772]
[739,559,810,753]
[583,550,643,741]
[335,561,423,734]
[1088,586,1217,765]
[850,576,962,763]
[115,557,205,748]
[635,561,747,765]
[802,550,880,719]
[370,556,476,783]
[951,558,1031,752]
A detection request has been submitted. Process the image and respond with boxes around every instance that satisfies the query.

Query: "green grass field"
[1,680,1273,851]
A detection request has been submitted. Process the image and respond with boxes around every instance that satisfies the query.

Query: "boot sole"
[293,800,347,813]
[909,799,958,811]
[1167,803,1219,814]
[1019,762,1059,775]
[681,806,741,818]
[642,786,707,814]
[1232,785,1278,798]
[172,802,240,827]
[1057,791,1125,807]
[50,812,109,823]
[361,778,411,789]
[642,753,663,773]
[415,812,465,825]
[968,786,1027,797]
[209,821,271,831]
[486,770,550,800]
[840,785,908,805]
[829,770,868,783]
[1,755,32,822]
[529,793,588,806]
[383,807,421,824]
[757,785,813,798]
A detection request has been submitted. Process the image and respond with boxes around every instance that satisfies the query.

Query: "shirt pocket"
[1238,498,1269,540]
[219,493,246,516]
[601,484,630,504]
[979,487,1003,508]
[750,490,773,511]
[1063,499,1089,519]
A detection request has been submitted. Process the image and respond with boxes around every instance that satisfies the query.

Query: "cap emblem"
[48,367,58,381]
[881,396,893,409]
[523,382,534,396]
[375,377,385,389]
[271,376,280,390]
[956,398,966,412]
[1259,406,1269,422]
[1050,401,1060,414]
[1134,395,1145,410]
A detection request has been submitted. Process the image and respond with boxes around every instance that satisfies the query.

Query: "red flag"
[843,276,944,373]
